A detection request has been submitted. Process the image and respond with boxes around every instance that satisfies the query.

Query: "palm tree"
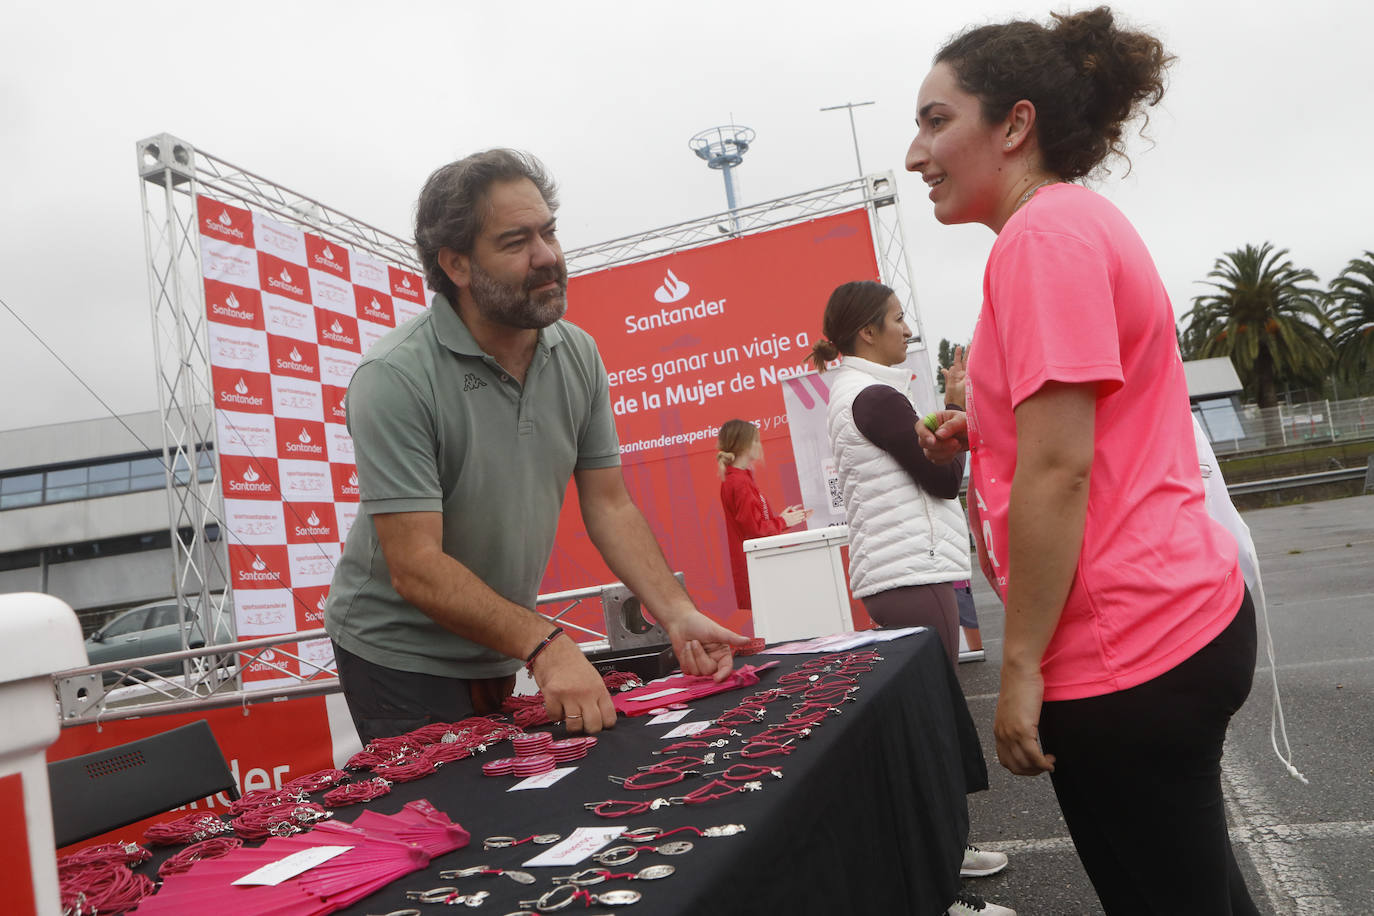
[1328,252,1374,395]
[1182,243,1333,410]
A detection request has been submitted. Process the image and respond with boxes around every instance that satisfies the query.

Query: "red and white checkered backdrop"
[196,194,428,689]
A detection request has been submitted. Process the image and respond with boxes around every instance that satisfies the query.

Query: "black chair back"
[48,719,239,848]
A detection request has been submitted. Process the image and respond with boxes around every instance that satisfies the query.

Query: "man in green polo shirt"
[324,149,747,744]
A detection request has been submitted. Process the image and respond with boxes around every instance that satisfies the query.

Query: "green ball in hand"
[922,413,941,432]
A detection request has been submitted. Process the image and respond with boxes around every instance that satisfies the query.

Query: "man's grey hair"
[413,149,559,303]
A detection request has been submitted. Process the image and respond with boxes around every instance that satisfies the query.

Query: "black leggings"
[1038,590,1259,915]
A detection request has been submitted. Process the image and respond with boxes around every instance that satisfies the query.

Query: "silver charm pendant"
[635,864,676,880]
[620,826,663,842]
[702,824,747,837]
[655,840,694,855]
[532,833,561,844]
[593,889,642,906]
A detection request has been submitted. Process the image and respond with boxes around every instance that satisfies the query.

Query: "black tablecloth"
[149,629,987,915]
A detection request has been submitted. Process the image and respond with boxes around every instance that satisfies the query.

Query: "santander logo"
[330,319,344,334]
[266,265,306,296]
[348,471,358,487]
[654,269,690,304]
[298,429,313,445]
[219,375,265,408]
[251,555,267,571]
[306,511,321,526]
[290,346,303,362]
[228,464,274,495]
[401,275,412,289]
[323,246,335,261]
[218,210,232,226]
[210,290,253,321]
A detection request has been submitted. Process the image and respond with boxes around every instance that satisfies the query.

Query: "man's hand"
[529,634,617,735]
[993,662,1056,776]
[663,610,752,682]
[916,409,969,464]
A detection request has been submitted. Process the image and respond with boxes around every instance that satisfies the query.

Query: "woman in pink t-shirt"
[908,8,1257,915]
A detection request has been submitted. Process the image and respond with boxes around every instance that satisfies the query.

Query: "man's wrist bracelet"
[525,626,566,673]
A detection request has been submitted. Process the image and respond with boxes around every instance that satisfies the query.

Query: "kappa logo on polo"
[653,268,690,304]
[463,373,488,392]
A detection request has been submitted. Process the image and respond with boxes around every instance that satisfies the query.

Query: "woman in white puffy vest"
[809,279,973,667]
[811,280,1011,911]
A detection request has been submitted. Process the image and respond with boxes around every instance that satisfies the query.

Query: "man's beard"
[468,259,568,330]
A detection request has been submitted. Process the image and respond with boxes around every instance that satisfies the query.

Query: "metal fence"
[53,583,623,727]
[1202,397,1374,454]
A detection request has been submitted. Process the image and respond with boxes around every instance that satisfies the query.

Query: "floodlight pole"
[821,101,876,178]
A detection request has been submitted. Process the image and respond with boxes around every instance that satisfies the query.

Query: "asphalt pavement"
[951,494,1374,915]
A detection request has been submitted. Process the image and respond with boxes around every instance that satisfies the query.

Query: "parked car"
[84,595,235,683]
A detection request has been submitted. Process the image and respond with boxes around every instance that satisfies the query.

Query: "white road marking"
[972,819,1374,858]
[1221,752,1345,915]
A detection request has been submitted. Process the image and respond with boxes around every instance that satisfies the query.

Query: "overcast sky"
[1,0,1366,432]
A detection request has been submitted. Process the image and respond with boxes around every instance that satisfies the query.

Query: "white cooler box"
[745,525,856,643]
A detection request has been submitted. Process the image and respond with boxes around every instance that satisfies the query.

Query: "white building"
[0,409,222,630]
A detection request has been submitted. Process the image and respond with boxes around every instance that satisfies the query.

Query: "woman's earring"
[1005,140,1013,148]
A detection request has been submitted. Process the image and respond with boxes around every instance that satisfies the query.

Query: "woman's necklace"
[1012,179,1056,213]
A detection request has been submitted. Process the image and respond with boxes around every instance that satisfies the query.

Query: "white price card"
[509,766,576,791]
[646,709,693,725]
[523,826,626,867]
[233,845,353,886]
[626,687,689,702]
[660,720,713,739]
[759,626,926,655]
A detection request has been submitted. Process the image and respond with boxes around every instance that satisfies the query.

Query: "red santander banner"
[545,209,880,635]
[566,209,877,467]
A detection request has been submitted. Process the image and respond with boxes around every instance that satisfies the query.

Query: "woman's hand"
[993,662,1056,776]
[780,505,812,527]
[916,409,969,464]
[942,344,968,408]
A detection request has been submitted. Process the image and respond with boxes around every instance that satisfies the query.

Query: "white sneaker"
[947,890,1017,916]
[960,844,1009,877]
